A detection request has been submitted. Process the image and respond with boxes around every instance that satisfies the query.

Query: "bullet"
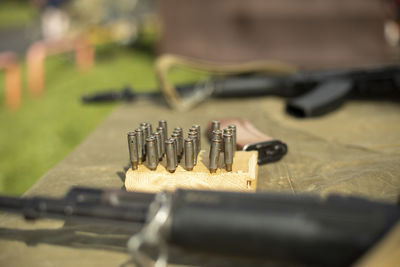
[127,132,138,170]
[174,127,183,133]
[209,137,222,173]
[146,136,158,170]
[157,126,165,156]
[228,125,237,153]
[184,138,195,171]
[159,120,168,137]
[189,128,200,154]
[211,120,220,132]
[224,133,234,172]
[223,128,232,153]
[223,128,233,135]
[188,132,198,165]
[165,138,176,173]
[170,136,179,165]
[153,131,163,160]
[212,129,223,141]
[141,125,150,141]
[140,122,153,136]
[141,126,150,158]
[173,127,184,158]
[192,124,201,152]
[135,128,145,163]
[147,123,153,134]
[212,129,223,152]
[171,132,182,161]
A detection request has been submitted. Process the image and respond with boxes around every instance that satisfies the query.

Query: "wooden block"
[0,52,21,110]
[125,150,258,193]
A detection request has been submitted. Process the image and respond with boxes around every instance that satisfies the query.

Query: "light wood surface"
[1,95,400,267]
[354,222,400,267]
[125,150,258,192]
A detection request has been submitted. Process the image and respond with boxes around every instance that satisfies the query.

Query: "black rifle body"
[211,65,400,117]
[0,187,398,266]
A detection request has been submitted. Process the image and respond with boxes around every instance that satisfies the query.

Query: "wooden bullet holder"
[125,150,258,193]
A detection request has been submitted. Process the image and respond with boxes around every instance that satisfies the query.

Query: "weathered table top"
[1,97,399,266]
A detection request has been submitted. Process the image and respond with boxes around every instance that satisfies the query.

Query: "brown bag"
[158,0,396,69]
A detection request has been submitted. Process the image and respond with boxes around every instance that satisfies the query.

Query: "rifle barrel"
[0,191,153,225]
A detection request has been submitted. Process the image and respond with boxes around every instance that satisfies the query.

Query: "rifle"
[82,64,400,117]
[0,187,399,266]
[209,64,400,117]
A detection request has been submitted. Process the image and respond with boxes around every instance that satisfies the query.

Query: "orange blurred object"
[0,52,22,110]
[26,37,94,96]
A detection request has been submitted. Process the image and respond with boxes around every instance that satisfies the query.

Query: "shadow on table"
[0,222,300,267]
[116,163,131,190]
[0,223,136,252]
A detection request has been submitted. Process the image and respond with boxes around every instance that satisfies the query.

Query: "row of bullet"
[127,120,201,173]
[127,120,236,173]
[209,120,237,172]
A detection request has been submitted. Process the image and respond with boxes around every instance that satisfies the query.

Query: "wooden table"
[1,96,399,266]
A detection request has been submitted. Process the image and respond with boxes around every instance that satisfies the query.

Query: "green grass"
[0,1,37,28]
[0,46,157,195]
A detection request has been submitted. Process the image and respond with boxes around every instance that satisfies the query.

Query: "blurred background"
[0,0,399,195]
